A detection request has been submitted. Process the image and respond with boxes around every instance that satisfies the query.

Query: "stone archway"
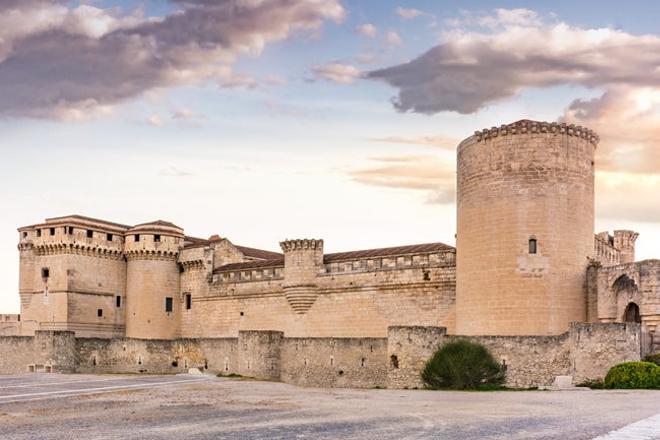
[623,302,641,324]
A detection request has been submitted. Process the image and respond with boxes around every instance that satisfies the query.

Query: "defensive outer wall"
[0,323,641,388]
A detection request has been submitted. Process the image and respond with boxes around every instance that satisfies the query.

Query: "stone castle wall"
[184,262,456,338]
[456,121,597,336]
[0,323,640,389]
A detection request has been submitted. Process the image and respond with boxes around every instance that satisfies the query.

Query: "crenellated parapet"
[180,259,205,271]
[124,249,179,261]
[34,243,124,260]
[473,120,599,146]
[279,239,323,252]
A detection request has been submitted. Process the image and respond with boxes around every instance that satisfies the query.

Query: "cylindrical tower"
[456,120,598,336]
[124,221,183,339]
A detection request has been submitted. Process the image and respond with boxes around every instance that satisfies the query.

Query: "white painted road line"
[0,377,210,404]
[593,413,660,439]
[0,376,141,389]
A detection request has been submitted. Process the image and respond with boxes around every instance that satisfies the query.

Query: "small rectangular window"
[529,238,538,254]
[86,230,93,238]
[135,234,140,242]
[185,294,192,310]
[22,232,27,238]
[165,297,173,313]
[68,227,74,235]
[41,268,49,278]
[154,234,161,242]
[37,229,42,237]
[107,233,113,242]
[116,296,121,308]
[49,227,55,236]
[97,309,103,317]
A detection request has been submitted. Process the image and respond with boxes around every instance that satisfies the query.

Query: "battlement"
[280,239,324,252]
[472,120,599,145]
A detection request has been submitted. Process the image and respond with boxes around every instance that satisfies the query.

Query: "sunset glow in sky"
[1,0,659,312]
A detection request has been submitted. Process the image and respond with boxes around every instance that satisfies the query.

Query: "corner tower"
[124,221,183,339]
[455,120,598,335]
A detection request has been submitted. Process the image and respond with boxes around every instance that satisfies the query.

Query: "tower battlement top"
[471,120,599,146]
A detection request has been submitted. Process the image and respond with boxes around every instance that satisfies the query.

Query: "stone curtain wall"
[281,337,388,388]
[0,331,75,374]
[570,322,641,383]
[0,324,641,388]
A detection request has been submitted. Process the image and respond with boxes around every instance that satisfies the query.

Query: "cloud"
[147,114,165,127]
[351,156,455,204]
[385,31,402,46]
[312,63,361,84]
[366,8,660,218]
[356,23,377,38]
[0,0,345,119]
[562,86,660,175]
[396,7,423,20]
[596,171,660,221]
[367,10,660,115]
[369,135,459,150]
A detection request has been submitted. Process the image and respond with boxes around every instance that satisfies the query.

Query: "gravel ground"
[0,374,658,439]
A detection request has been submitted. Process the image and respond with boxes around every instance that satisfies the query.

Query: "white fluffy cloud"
[385,31,402,46]
[0,0,345,120]
[356,23,377,38]
[396,7,423,20]
[312,63,361,84]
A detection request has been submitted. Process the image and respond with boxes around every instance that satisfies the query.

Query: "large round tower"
[455,120,598,336]
[124,221,183,339]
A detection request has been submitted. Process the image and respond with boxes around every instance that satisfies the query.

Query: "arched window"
[528,238,537,254]
[623,303,641,323]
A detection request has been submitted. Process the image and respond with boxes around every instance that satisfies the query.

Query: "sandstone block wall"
[186,264,456,339]
[0,331,75,374]
[570,322,641,383]
[387,326,446,389]
[281,337,387,388]
[238,330,283,380]
[456,121,596,336]
[0,324,641,389]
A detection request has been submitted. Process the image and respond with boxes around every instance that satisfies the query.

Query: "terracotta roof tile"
[324,242,454,262]
[213,242,454,273]
[235,245,283,260]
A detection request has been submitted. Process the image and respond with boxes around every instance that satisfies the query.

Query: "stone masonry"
[1,119,657,389]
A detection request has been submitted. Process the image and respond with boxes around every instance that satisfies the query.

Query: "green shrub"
[603,361,660,389]
[421,340,505,390]
[644,353,660,366]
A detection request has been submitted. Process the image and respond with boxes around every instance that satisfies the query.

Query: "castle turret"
[456,120,598,335]
[280,239,323,314]
[124,221,183,339]
[613,230,638,264]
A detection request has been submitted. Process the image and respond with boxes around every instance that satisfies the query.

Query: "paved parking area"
[0,374,658,439]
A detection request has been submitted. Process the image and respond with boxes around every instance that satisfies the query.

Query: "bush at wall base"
[644,353,660,366]
[603,361,660,389]
[421,340,505,390]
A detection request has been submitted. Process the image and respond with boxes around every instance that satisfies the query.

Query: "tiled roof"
[236,245,283,260]
[131,220,182,229]
[324,242,454,262]
[213,242,454,273]
[182,236,211,248]
[215,259,284,272]
[44,215,132,229]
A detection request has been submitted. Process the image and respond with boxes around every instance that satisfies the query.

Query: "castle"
[1,119,657,387]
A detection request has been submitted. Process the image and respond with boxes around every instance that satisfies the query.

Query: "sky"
[1,0,659,313]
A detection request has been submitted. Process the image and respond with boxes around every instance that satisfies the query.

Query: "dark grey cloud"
[0,0,344,119]
[367,21,660,114]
